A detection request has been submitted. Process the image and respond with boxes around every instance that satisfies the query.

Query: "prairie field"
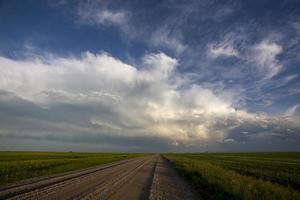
[0,151,142,186]
[164,152,300,200]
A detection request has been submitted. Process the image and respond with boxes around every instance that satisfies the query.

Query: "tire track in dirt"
[0,156,150,199]
[0,155,198,200]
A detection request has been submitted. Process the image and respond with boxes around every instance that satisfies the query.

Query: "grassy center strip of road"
[149,155,198,200]
[164,154,300,200]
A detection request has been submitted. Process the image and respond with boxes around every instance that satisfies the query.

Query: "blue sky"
[0,0,299,152]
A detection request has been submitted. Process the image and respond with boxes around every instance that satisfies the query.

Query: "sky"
[0,0,299,152]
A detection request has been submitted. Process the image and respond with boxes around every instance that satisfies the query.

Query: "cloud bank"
[0,51,299,151]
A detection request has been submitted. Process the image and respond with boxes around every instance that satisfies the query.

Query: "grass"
[0,151,144,186]
[164,153,300,200]
[171,153,300,190]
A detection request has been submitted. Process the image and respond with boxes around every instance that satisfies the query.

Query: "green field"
[164,152,300,200]
[0,152,143,186]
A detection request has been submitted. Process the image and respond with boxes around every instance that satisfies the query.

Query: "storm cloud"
[0,52,299,151]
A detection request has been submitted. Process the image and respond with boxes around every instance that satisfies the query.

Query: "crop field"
[164,152,300,200]
[0,152,143,186]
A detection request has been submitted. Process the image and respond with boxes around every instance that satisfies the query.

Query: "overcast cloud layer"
[0,0,299,151]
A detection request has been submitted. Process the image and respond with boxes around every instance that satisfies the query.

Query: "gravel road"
[0,155,198,200]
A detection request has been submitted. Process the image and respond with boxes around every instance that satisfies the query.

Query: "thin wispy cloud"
[78,8,128,27]
[208,42,239,58]
[251,41,283,80]
[150,27,187,55]
[76,0,129,33]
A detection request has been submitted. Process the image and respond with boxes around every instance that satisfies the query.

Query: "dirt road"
[0,155,198,200]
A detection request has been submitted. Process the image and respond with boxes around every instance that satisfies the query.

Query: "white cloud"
[95,10,127,25]
[251,41,283,79]
[220,138,235,143]
[208,41,239,58]
[283,74,297,82]
[81,9,128,26]
[0,51,298,149]
[150,27,187,55]
[77,1,128,27]
[285,104,300,119]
